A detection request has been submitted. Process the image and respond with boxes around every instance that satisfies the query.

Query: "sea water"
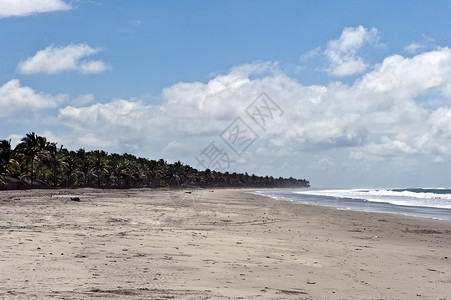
[254,188,451,221]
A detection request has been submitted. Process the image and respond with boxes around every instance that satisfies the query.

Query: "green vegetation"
[0,132,309,190]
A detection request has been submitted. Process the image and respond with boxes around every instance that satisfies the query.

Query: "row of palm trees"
[0,132,310,189]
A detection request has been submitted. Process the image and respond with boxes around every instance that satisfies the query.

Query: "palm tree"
[76,148,90,186]
[92,150,110,188]
[0,139,13,175]
[64,150,79,187]
[45,143,68,187]
[18,132,40,187]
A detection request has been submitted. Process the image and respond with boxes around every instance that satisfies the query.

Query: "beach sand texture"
[0,188,450,299]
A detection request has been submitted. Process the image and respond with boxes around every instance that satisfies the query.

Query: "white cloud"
[357,47,451,98]
[300,46,321,62]
[6,134,24,148]
[366,136,417,156]
[58,99,159,151]
[0,79,65,117]
[429,107,451,138]
[0,0,71,18]
[59,99,150,132]
[18,44,109,74]
[79,60,109,74]
[78,133,116,148]
[404,43,423,54]
[325,26,379,76]
[404,35,437,55]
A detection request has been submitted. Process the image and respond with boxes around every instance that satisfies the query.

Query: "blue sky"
[1,0,451,188]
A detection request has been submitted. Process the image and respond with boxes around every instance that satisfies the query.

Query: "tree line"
[0,132,310,190]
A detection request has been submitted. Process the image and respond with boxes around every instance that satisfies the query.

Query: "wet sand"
[0,188,450,299]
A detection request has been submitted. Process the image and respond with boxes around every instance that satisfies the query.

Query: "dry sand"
[0,188,450,299]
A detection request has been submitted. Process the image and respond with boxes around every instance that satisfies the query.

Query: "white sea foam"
[293,189,451,209]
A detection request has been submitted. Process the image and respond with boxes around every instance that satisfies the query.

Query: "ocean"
[253,188,451,221]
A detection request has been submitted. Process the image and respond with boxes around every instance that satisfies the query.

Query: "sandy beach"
[0,188,450,299]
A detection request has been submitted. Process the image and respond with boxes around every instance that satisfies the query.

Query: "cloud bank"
[53,47,451,166]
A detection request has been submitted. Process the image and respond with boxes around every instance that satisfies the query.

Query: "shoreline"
[1,188,450,299]
[252,188,451,221]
